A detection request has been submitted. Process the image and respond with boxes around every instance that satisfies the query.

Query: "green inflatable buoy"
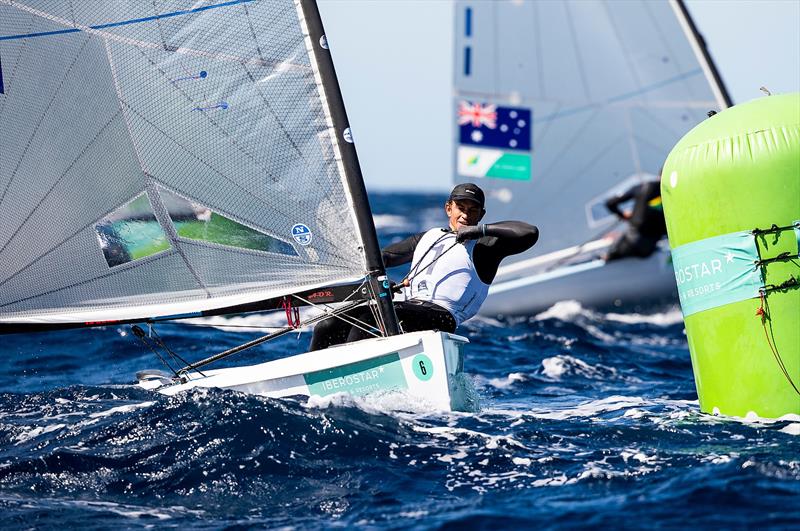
[662,93,800,418]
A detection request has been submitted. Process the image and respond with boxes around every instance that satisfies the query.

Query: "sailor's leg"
[394,300,457,334]
[343,309,380,343]
[309,314,352,351]
[606,229,638,261]
[630,236,659,258]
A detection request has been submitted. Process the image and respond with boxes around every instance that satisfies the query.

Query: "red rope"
[282,297,300,329]
[755,293,800,396]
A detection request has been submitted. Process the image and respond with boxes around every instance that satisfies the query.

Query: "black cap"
[448,183,485,208]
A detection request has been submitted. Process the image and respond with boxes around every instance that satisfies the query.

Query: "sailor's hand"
[456,224,483,243]
[391,279,409,294]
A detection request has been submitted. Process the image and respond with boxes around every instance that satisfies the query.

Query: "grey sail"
[453,0,730,260]
[0,0,368,326]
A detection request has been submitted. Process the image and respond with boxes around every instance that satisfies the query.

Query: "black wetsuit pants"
[309,300,457,351]
[606,229,661,261]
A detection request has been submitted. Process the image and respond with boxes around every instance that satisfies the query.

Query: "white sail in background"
[453,0,729,260]
[0,0,368,325]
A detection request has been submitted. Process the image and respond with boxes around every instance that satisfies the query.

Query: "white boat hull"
[137,330,469,411]
[480,244,677,316]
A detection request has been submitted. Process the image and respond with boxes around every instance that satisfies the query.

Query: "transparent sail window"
[95,193,171,267]
[160,189,297,256]
[584,174,656,229]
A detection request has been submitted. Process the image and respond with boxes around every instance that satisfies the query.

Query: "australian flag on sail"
[458,101,531,151]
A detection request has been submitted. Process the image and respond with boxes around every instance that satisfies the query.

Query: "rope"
[755,293,800,396]
[131,324,201,377]
[292,292,382,339]
[754,251,794,267]
[281,296,300,329]
[751,223,797,236]
[402,231,459,287]
[175,299,369,376]
[762,275,799,293]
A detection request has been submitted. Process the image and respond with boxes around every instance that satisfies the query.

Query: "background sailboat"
[453,0,731,315]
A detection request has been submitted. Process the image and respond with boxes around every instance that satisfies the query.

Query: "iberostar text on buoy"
[662,92,800,418]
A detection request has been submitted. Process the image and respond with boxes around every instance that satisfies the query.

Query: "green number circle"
[412,354,433,381]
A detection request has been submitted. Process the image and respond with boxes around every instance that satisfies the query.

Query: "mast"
[671,0,734,109]
[297,0,401,336]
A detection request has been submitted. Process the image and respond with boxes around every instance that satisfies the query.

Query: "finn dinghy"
[0,0,467,411]
[453,0,732,315]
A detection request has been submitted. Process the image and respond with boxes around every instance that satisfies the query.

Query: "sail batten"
[0,0,371,326]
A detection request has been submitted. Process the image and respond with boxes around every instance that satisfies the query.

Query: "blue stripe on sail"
[537,68,704,123]
[0,0,254,42]
[465,7,472,37]
[151,312,203,321]
[464,46,471,76]
[0,53,4,94]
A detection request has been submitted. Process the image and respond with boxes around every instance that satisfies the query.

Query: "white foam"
[89,401,155,419]
[535,300,684,328]
[437,450,468,463]
[534,300,588,321]
[527,395,647,421]
[541,355,617,380]
[13,423,66,444]
[705,410,800,426]
[487,372,526,389]
[780,423,800,436]
[620,448,660,465]
[604,306,683,325]
[304,389,446,416]
[541,356,568,378]
[532,474,568,487]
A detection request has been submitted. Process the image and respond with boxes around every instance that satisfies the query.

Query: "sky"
[317,0,800,192]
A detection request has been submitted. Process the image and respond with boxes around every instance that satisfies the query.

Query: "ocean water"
[1,193,798,529]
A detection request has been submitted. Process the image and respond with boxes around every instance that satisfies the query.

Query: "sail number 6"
[412,354,433,382]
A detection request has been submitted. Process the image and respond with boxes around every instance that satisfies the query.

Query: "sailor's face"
[446,200,484,231]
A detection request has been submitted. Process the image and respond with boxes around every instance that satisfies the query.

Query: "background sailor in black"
[309,183,538,351]
[604,175,667,261]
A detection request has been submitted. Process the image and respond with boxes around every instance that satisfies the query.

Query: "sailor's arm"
[459,221,539,284]
[381,232,425,267]
[605,185,638,219]
[457,221,539,254]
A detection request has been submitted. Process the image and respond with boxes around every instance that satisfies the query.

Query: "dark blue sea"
[1,193,798,529]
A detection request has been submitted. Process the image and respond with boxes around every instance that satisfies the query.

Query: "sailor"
[604,174,667,261]
[310,183,539,351]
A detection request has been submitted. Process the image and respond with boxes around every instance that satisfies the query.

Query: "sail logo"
[457,146,531,181]
[173,70,207,83]
[291,223,313,245]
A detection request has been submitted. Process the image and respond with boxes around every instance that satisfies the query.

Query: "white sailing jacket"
[405,228,490,326]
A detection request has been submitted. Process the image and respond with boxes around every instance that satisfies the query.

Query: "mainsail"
[453,0,731,260]
[0,0,388,329]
